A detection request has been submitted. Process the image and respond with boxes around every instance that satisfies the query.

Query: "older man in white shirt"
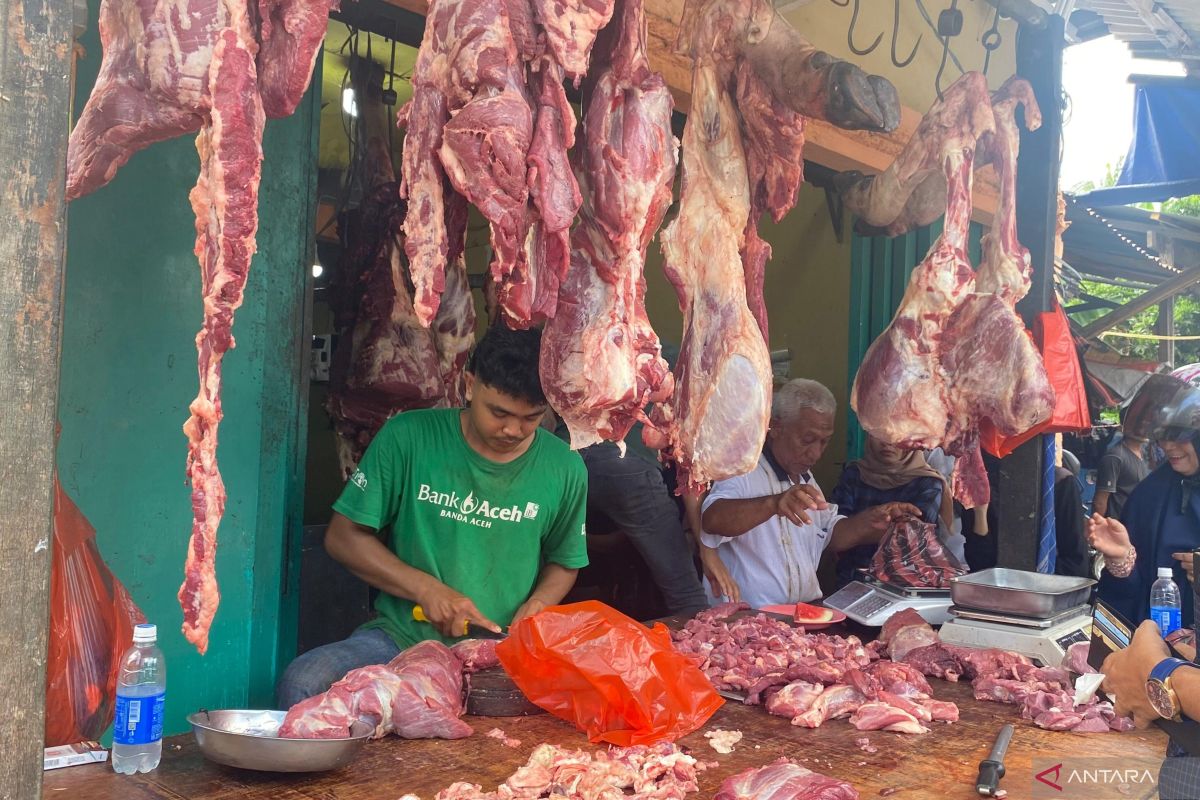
[700,379,918,608]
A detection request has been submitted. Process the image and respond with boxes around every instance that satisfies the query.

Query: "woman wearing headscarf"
[1096,374,1200,630]
[829,434,953,588]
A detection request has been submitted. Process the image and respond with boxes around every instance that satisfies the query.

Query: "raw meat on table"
[704,727,744,753]
[714,758,859,800]
[402,741,710,799]
[451,638,501,672]
[279,641,472,740]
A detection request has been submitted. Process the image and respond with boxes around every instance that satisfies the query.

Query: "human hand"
[1172,552,1196,584]
[1086,513,1131,559]
[700,545,741,602]
[1100,620,1171,728]
[416,583,501,638]
[863,502,923,531]
[511,595,550,627]
[773,483,828,526]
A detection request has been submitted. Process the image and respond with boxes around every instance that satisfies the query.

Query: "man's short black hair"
[467,324,547,406]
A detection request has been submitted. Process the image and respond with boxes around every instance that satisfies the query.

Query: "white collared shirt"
[700,454,845,608]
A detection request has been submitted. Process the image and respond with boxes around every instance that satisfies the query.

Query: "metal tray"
[950,568,1095,618]
[189,709,372,772]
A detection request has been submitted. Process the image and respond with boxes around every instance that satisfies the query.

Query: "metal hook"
[848,0,883,56]
[891,0,922,67]
[830,0,850,7]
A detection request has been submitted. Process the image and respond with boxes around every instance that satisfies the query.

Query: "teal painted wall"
[58,5,317,736]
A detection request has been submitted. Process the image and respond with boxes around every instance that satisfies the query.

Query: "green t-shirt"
[332,408,589,648]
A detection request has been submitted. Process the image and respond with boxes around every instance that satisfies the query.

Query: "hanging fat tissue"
[67,0,337,652]
[844,73,1055,507]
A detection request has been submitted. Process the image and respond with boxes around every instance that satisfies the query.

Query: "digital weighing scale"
[823,575,954,627]
[938,604,1093,667]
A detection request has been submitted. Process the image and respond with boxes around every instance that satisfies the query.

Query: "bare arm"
[702,484,827,537]
[1092,490,1111,517]
[324,512,499,637]
[511,562,578,624]
[684,493,740,602]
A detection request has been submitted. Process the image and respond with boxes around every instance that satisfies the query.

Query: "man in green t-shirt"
[276,326,588,708]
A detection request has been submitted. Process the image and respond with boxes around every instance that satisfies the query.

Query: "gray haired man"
[699,379,919,608]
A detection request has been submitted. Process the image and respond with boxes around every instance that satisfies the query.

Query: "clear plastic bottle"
[112,623,166,774]
[1151,567,1183,637]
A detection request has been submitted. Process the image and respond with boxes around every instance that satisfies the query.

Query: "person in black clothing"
[963,450,1091,578]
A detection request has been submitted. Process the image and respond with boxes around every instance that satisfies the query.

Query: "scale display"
[824,580,953,627]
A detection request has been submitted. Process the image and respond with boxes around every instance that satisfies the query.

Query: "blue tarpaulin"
[1078,81,1200,206]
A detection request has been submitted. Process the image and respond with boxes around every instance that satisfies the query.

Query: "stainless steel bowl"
[951,567,1095,618]
[188,709,372,772]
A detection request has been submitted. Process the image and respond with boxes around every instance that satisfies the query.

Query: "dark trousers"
[580,442,708,616]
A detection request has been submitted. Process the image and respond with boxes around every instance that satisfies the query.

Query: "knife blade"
[975,723,1013,796]
[412,605,506,639]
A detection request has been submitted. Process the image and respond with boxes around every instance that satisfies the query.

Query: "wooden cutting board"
[464,667,545,717]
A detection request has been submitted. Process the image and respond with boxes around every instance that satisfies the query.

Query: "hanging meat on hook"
[848,74,1054,506]
[646,0,903,493]
[540,0,677,450]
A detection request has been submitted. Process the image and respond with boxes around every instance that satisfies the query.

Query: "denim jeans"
[580,442,708,616]
[275,627,400,709]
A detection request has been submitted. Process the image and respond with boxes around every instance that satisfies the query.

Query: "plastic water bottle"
[1151,567,1183,637]
[112,623,166,774]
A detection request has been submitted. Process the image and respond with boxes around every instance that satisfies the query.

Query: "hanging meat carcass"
[399,0,609,329]
[846,74,1054,506]
[66,0,336,200]
[540,0,677,450]
[68,0,336,653]
[646,0,901,492]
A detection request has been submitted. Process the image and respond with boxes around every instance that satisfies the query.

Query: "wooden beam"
[378,0,1000,220]
[1081,264,1200,338]
[0,0,73,793]
[1158,295,1175,365]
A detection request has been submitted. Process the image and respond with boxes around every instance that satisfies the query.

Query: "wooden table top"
[44,678,1167,799]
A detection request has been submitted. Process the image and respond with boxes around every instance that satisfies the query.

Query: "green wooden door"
[846,220,985,460]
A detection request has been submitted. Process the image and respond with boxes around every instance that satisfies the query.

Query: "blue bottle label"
[1151,606,1182,636]
[114,692,164,745]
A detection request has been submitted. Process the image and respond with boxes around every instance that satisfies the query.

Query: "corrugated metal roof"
[1073,0,1200,62]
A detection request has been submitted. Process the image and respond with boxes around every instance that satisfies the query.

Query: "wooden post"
[1158,296,1176,366]
[0,0,73,794]
[995,15,1065,572]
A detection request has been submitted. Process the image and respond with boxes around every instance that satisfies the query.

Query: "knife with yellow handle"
[412,605,506,639]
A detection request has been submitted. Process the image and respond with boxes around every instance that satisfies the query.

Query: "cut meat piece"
[791,685,865,728]
[734,58,805,342]
[849,701,928,734]
[704,728,744,753]
[648,53,772,492]
[279,641,472,740]
[715,758,859,800]
[869,515,966,589]
[765,681,824,719]
[540,0,677,449]
[255,0,341,117]
[65,0,333,200]
[178,22,266,655]
[431,251,476,408]
[531,0,615,81]
[451,638,501,672]
[485,727,522,748]
[879,609,938,662]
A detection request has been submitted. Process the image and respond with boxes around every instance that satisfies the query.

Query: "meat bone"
[714,2,902,133]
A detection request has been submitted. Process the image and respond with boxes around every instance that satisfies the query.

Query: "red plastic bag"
[980,301,1090,458]
[45,477,144,746]
[495,601,722,746]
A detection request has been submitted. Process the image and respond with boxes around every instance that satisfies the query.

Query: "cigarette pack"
[43,741,108,770]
